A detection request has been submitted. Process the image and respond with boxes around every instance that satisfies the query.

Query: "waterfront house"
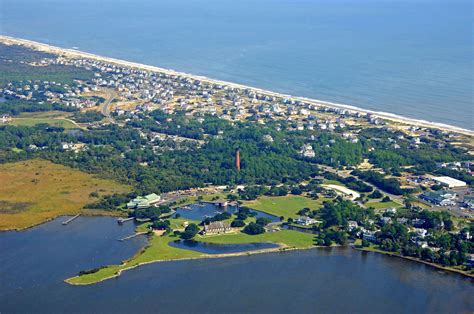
[126,193,161,209]
[203,221,231,235]
[363,231,377,242]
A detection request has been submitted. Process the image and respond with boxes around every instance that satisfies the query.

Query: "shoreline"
[65,241,326,286]
[67,239,474,286]
[353,246,474,279]
[0,209,126,233]
[3,210,471,284]
[1,35,472,136]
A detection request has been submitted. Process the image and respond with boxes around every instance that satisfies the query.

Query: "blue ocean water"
[0,0,472,129]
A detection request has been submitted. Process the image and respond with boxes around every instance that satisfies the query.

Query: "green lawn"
[66,227,316,285]
[66,234,204,285]
[244,195,325,219]
[200,229,315,248]
[323,179,345,186]
[366,200,402,210]
[10,117,77,129]
[174,192,229,207]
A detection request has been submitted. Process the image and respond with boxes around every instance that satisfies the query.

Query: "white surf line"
[1,35,472,136]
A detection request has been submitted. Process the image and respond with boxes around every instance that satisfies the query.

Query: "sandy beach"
[1,35,472,137]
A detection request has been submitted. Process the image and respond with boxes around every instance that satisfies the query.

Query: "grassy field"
[10,117,77,129]
[366,200,402,210]
[8,111,79,128]
[66,227,316,285]
[66,233,204,285]
[0,159,130,230]
[200,229,316,248]
[244,195,325,219]
[175,192,229,207]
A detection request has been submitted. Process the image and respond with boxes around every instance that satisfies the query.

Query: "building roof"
[204,221,231,231]
[432,176,466,188]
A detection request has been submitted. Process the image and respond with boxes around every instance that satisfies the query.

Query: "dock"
[117,217,135,224]
[62,214,80,225]
[118,232,148,242]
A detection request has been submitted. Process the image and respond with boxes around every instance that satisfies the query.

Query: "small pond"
[169,240,279,254]
[174,202,279,222]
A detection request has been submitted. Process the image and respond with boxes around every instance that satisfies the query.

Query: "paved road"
[320,165,404,204]
[98,89,116,123]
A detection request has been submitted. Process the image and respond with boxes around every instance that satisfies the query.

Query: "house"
[412,218,425,227]
[363,231,377,242]
[348,221,358,231]
[462,195,474,209]
[214,199,228,207]
[203,221,231,235]
[466,254,474,267]
[126,193,161,209]
[413,228,428,238]
[299,144,315,158]
[396,218,409,225]
[419,191,457,206]
[296,216,320,226]
[380,217,392,225]
[1,114,12,124]
[385,207,397,215]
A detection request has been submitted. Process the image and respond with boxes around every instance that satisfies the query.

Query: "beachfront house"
[127,193,161,209]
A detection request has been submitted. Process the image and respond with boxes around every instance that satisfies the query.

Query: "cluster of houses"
[7,54,382,137]
[0,81,100,110]
[4,52,465,161]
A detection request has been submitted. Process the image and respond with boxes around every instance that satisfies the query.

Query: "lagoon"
[0,216,473,313]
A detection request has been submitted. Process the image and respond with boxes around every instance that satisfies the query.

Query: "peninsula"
[0,35,472,285]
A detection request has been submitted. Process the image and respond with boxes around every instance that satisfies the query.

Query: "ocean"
[0,0,472,129]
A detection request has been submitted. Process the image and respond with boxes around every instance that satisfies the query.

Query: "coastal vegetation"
[0,159,130,230]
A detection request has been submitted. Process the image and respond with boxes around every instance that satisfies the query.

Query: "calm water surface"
[169,239,279,254]
[0,216,473,313]
[174,202,279,222]
[0,0,472,129]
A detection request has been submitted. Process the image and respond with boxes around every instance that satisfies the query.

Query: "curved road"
[99,89,117,123]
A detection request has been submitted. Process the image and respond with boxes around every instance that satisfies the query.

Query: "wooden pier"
[62,214,80,225]
[118,232,148,242]
[117,217,135,224]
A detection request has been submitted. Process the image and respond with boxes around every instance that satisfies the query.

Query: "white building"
[432,176,467,188]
